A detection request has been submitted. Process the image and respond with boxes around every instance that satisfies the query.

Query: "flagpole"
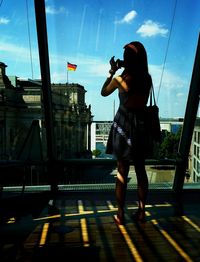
[67,61,69,83]
[67,68,69,83]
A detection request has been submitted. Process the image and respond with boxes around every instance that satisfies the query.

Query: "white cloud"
[176,92,184,98]
[149,64,186,91]
[45,6,67,15]
[0,41,39,65]
[149,64,188,118]
[137,20,168,37]
[0,42,27,55]
[115,10,137,24]
[0,17,10,25]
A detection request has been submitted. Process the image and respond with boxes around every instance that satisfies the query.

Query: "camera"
[109,56,124,71]
[116,59,124,69]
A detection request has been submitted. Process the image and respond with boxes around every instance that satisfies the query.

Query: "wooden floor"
[0,189,200,261]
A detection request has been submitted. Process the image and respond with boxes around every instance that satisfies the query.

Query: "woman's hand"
[109,56,118,75]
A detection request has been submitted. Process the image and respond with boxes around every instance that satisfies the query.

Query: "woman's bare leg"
[134,159,148,221]
[115,160,129,222]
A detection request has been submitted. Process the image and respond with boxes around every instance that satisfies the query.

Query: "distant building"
[91,121,113,158]
[0,62,93,160]
[160,118,183,133]
[191,118,200,182]
[51,82,93,159]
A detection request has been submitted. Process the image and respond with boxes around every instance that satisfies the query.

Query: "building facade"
[191,119,200,182]
[0,62,92,161]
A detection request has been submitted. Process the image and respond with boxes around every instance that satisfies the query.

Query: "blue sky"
[0,0,200,120]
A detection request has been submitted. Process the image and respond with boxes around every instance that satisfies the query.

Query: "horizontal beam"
[0,158,176,167]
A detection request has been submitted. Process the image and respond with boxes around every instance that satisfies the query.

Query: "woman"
[101,41,152,224]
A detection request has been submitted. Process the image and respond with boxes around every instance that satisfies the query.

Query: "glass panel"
[0,0,200,190]
[0,0,39,78]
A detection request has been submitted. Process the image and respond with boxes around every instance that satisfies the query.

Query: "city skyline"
[0,0,200,120]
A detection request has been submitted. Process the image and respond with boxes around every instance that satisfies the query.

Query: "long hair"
[121,41,152,94]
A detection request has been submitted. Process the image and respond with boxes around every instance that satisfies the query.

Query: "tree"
[92,149,101,158]
[158,127,182,159]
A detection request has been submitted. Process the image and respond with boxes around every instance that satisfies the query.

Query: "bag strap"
[149,84,156,106]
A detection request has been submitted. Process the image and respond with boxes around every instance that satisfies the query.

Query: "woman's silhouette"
[101,41,152,224]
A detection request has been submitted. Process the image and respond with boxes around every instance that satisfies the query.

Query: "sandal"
[131,209,146,223]
[114,214,124,225]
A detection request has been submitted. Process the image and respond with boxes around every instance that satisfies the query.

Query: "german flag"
[67,62,77,71]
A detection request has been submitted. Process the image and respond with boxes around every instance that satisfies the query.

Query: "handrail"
[0,158,176,167]
[0,158,177,194]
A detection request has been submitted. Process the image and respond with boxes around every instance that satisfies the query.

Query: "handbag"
[145,85,161,143]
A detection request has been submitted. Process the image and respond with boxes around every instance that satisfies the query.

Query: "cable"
[26,0,34,79]
[157,0,178,102]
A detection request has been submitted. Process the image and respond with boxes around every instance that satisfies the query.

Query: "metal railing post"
[34,0,57,192]
[173,33,200,194]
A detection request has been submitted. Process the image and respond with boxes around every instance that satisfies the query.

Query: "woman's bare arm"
[101,56,122,96]
[101,73,118,96]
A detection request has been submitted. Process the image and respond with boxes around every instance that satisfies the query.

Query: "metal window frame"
[173,33,200,194]
[33,0,200,194]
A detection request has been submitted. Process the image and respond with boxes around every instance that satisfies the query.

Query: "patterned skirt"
[106,106,147,161]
